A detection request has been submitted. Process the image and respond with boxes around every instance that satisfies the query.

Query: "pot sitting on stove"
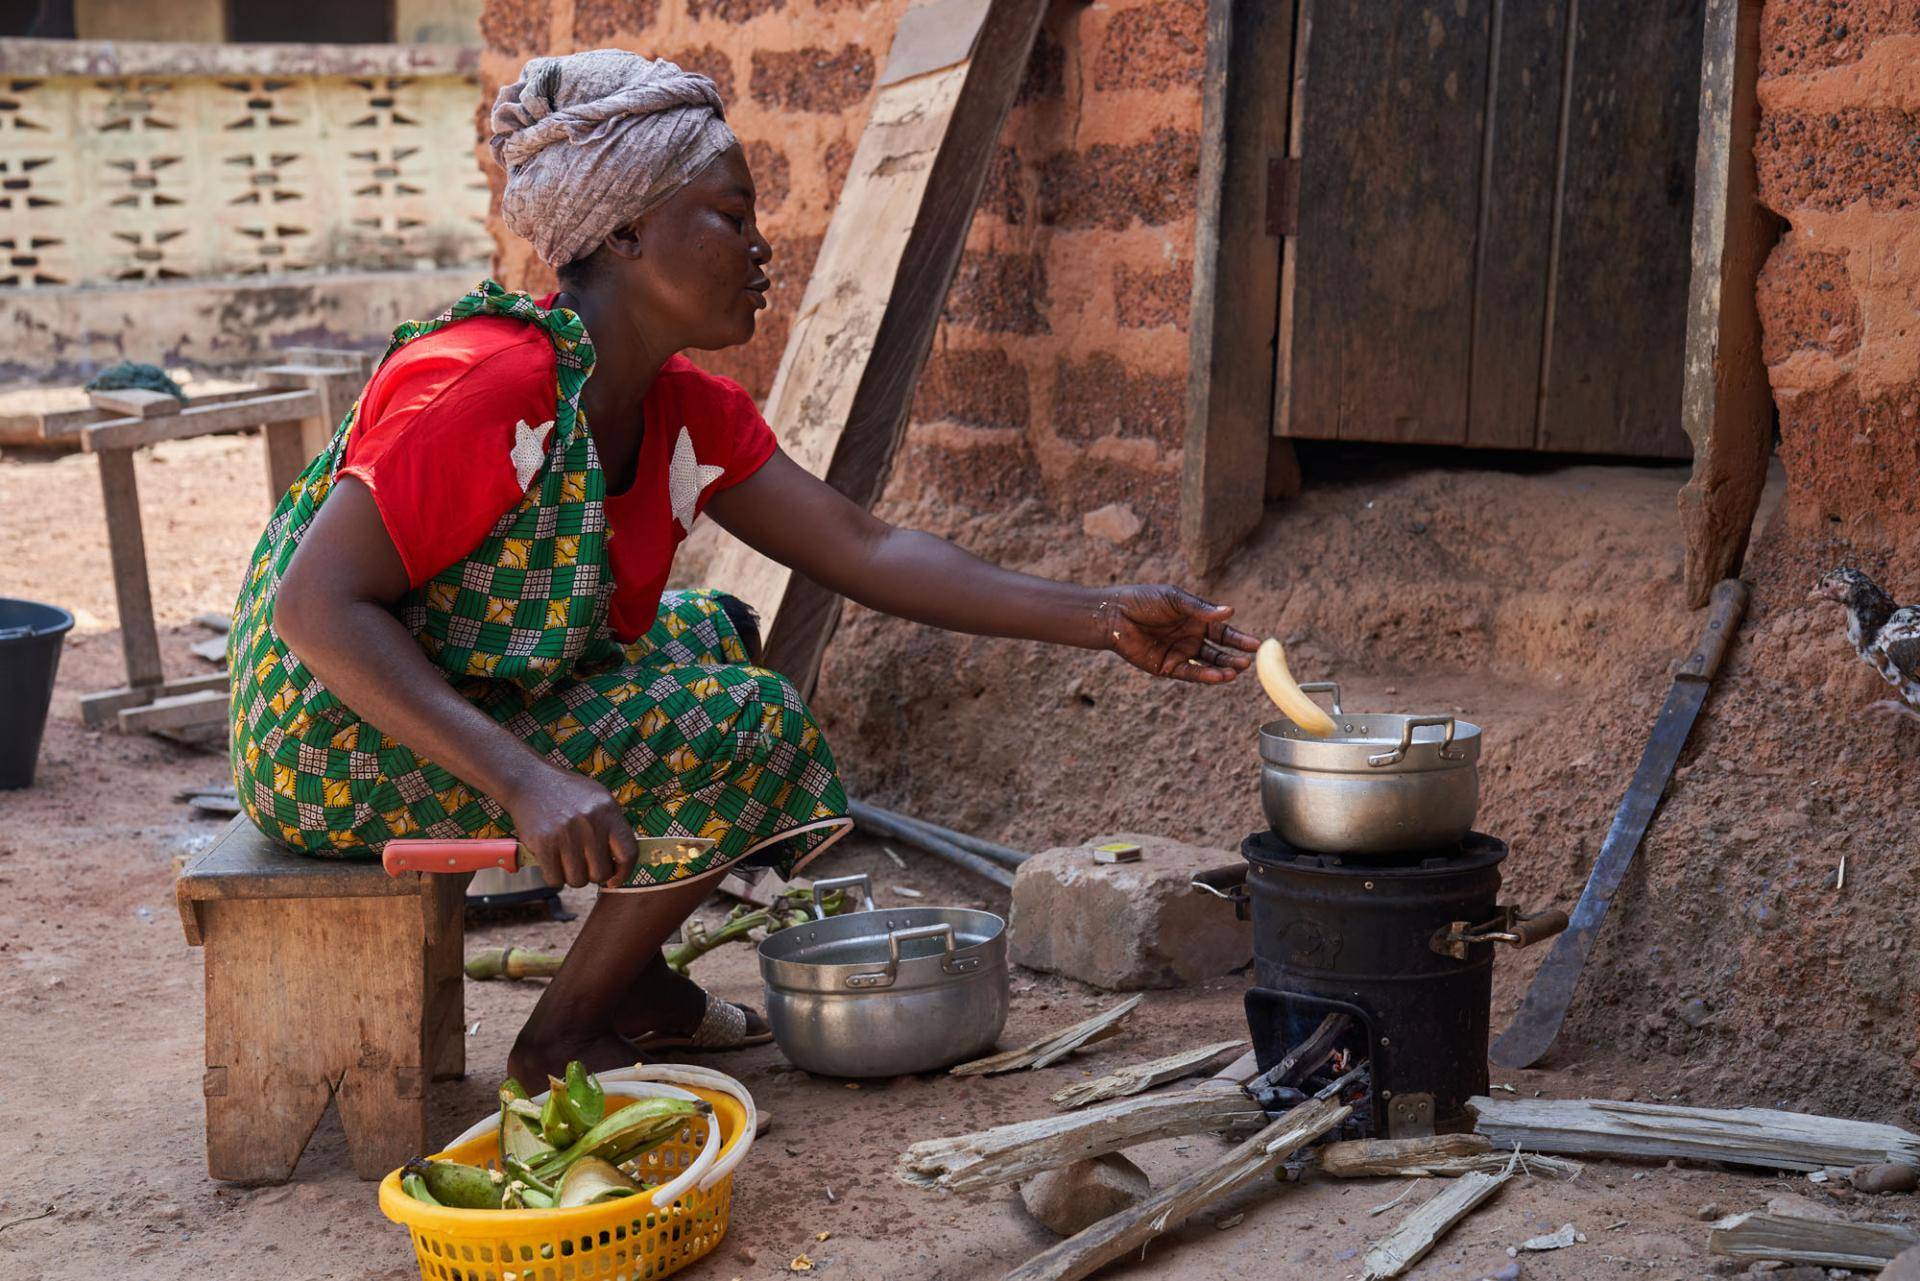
[1194,830,1565,1139]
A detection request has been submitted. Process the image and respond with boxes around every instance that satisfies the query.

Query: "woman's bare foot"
[506,1029,637,1089]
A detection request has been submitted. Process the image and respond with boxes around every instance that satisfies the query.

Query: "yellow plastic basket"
[378,1088,745,1281]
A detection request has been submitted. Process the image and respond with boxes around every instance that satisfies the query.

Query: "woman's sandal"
[623,991,773,1055]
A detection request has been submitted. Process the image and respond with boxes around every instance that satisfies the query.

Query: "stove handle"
[1430,906,1569,959]
[1189,865,1250,921]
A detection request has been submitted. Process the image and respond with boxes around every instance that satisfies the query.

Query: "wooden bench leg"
[202,895,433,1182]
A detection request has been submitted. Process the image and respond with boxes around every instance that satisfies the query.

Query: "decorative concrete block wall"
[0,40,492,288]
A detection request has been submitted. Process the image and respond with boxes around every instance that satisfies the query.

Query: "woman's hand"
[501,763,640,889]
[1100,585,1260,684]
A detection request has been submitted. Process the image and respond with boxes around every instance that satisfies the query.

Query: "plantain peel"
[1255,638,1336,737]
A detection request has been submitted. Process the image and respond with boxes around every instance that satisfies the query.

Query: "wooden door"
[1275,0,1705,458]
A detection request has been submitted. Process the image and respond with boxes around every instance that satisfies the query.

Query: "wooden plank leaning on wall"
[702,0,1049,696]
[1678,0,1774,607]
[1178,0,1300,577]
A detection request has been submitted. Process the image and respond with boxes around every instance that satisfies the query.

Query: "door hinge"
[1266,155,1300,238]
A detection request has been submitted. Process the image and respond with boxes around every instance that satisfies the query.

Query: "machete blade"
[1488,676,1712,1070]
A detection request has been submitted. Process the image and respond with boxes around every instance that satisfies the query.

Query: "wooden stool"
[176,817,468,1183]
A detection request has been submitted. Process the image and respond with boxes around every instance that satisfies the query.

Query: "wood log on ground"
[1469,1097,1920,1171]
[1709,1203,1920,1270]
[1360,1166,1515,1280]
[899,1079,1264,1193]
[1049,1041,1244,1109]
[1001,1097,1351,1281]
[1319,1134,1582,1180]
[951,996,1142,1077]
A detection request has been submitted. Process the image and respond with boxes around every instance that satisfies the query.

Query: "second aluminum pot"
[757,873,1008,1077]
[1261,683,1481,855]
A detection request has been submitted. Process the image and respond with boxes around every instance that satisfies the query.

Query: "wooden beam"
[117,688,229,733]
[82,389,318,452]
[1709,1203,1920,1270]
[703,0,1049,695]
[95,446,164,690]
[87,388,181,418]
[1319,1134,1583,1180]
[80,672,232,728]
[1180,0,1297,575]
[1678,0,1774,606]
[898,1079,1265,1193]
[1469,1096,1920,1171]
[1361,1167,1513,1280]
[1049,1041,1244,1109]
[1003,1098,1350,1281]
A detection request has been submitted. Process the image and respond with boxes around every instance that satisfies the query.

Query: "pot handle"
[810,873,872,920]
[1296,681,1343,717]
[846,923,975,990]
[1368,716,1464,768]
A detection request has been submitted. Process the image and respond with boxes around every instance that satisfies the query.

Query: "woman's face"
[607,144,772,352]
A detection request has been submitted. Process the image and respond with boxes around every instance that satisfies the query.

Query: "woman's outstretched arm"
[706,451,1260,683]
[273,477,637,886]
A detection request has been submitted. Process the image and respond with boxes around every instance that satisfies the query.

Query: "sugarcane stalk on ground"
[465,889,846,980]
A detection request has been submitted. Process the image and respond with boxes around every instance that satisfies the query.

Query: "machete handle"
[382,838,520,876]
[1677,578,1748,681]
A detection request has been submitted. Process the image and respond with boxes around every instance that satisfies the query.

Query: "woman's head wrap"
[489,49,737,269]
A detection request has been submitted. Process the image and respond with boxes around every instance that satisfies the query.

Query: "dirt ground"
[2,432,1916,1279]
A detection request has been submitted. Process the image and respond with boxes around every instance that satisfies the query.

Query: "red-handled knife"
[382,838,521,876]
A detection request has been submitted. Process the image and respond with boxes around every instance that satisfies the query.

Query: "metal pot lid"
[1260,712,1481,773]
[759,904,1005,994]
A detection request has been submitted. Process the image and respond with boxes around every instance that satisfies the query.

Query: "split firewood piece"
[1708,1202,1920,1270]
[1469,1096,1920,1172]
[1319,1134,1583,1181]
[899,1079,1263,1193]
[951,996,1143,1077]
[1049,1040,1245,1110]
[1002,1096,1351,1281]
[1360,1164,1515,1280]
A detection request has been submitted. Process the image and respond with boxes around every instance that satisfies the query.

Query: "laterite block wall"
[1755,2,1920,561]
[476,0,1205,557]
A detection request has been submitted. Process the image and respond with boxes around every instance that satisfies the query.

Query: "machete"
[1489,577,1749,1070]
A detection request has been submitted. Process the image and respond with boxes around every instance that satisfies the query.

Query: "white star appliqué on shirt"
[668,426,726,531]
[510,418,555,490]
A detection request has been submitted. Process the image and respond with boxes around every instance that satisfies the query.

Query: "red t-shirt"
[339,304,776,642]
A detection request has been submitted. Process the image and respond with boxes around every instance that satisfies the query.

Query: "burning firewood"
[951,996,1142,1077]
[1048,1041,1244,1110]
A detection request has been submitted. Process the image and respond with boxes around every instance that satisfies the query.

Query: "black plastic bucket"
[0,598,75,789]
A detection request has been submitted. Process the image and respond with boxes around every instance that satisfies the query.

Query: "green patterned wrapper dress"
[229,281,851,888]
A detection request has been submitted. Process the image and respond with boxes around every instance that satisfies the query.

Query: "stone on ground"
[1008,833,1251,989]
[1018,1153,1151,1236]
[1883,1244,1920,1281]
[1852,1161,1920,1194]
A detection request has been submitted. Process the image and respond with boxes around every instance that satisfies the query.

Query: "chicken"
[1810,568,1920,723]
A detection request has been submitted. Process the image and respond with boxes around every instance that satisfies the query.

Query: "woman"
[230,50,1258,1084]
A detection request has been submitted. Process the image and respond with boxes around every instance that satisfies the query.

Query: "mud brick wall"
[476,0,1205,556]
[1754,2,1920,561]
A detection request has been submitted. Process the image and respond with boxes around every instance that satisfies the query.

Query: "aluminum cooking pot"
[757,873,1008,1078]
[1261,683,1481,855]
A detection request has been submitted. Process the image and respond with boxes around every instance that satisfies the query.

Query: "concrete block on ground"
[1008,832,1250,989]
[1018,1152,1151,1236]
